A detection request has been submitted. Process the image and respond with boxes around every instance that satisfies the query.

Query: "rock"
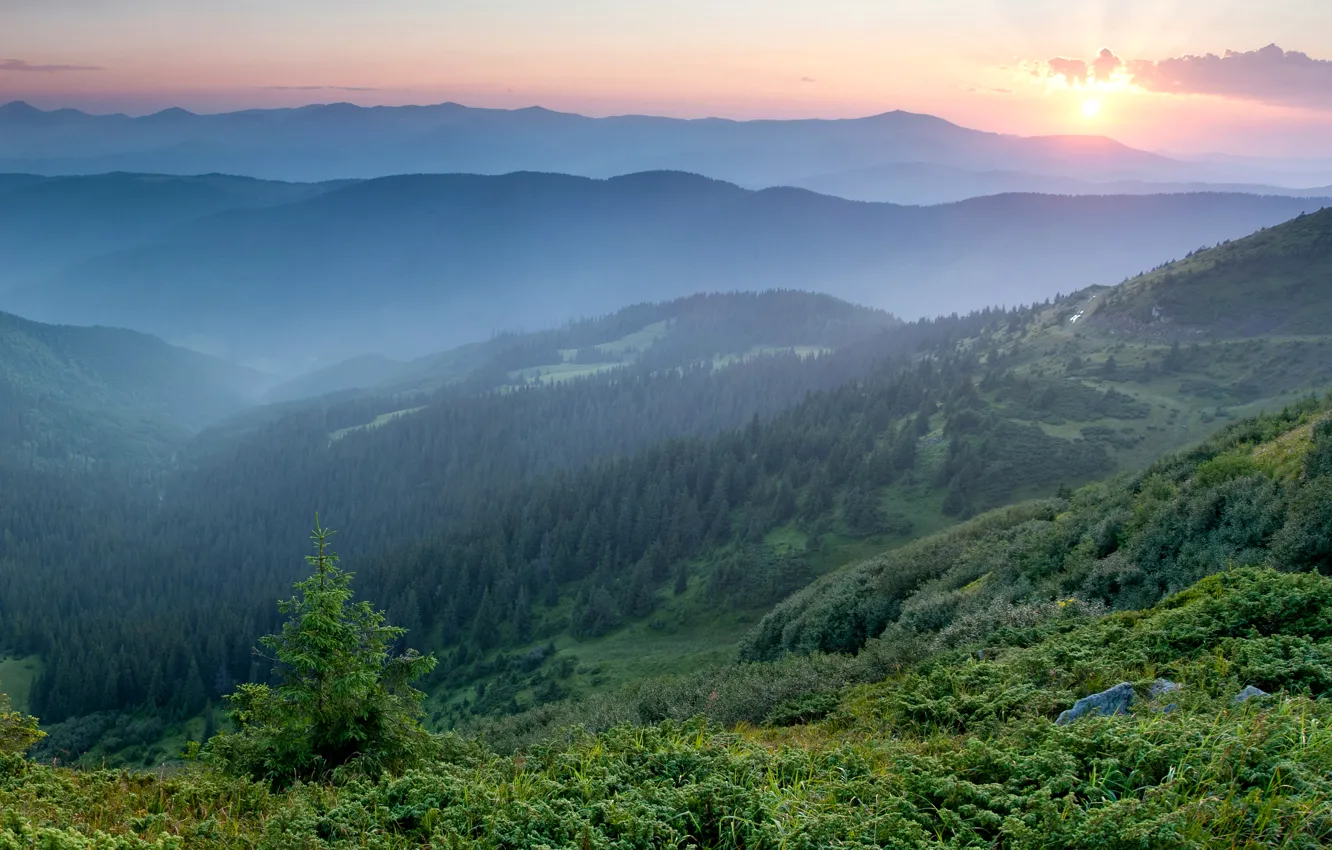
[1233,685,1269,704]
[1149,679,1181,698]
[1055,682,1135,726]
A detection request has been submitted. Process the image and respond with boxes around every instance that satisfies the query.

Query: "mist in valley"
[4,5,1332,844]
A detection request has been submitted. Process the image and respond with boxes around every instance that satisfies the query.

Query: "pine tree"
[205,518,438,786]
[0,694,43,756]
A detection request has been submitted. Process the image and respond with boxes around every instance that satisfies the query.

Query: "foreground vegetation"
[5,397,1332,846]
[3,567,1330,847]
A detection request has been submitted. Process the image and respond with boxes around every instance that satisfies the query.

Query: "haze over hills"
[794,161,1332,205]
[3,169,1328,369]
[0,172,341,288]
[0,310,263,467]
[7,208,1332,742]
[3,100,1326,203]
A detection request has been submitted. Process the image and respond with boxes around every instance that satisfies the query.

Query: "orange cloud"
[1030,44,1332,111]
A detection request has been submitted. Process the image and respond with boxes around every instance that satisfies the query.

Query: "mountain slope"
[10,424,1332,846]
[263,290,898,402]
[0,101,1195,188]
[1083,206,1332,338]
[793,159,1332,205]
[0,310,263,466]
[0,172,339,290]
[5,171,1327,366]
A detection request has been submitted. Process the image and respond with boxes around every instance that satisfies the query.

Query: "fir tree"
[205,518,438,786]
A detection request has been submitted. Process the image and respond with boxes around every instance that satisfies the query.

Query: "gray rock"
[1055,682,1135,726]
[1233,685,1269,704]
[1149,679,1181,698]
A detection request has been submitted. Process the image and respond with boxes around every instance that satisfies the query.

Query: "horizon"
[5,1,1332,157]
[1,96,1325,167]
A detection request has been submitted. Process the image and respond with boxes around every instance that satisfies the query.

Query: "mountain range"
[4,170,1328,369]
[3,192,1332,778]
[5,100,1331,203]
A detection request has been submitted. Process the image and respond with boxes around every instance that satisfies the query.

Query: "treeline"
[471,395,1332,756]
[739,395,1332,663]
[2,297,1051,726]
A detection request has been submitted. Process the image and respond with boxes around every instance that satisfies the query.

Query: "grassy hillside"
[263,290,898,402]
[1081,206,1332,338]
[6,513,1332,844]
[465,395,1332,747]
[404,278,1332,729]
[0,310,262,467]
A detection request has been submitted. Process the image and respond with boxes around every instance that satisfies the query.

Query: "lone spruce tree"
[206,518,437,786]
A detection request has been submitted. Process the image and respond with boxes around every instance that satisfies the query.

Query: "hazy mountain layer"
[0,310,263,467]
[3,170,1327,368]
[0,101,1184,185]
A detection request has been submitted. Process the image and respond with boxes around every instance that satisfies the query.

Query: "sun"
[1081,98,1102,118]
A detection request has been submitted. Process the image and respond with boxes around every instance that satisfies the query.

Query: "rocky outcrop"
[1055,682,1134,725]
[1233,685,1269,703]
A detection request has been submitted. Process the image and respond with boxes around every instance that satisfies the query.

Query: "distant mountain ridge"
[0,172,341,288]
[3,170,1328,368]
[2,99,1317,202]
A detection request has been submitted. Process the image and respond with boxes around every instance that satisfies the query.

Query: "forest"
[5,355,1332,847]
[1,205,1332,846]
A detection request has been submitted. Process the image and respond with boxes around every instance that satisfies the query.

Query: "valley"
[8,4,1332,844]
[4,209,1332,781]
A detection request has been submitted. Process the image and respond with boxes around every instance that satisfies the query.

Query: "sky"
[4,0,1332,155]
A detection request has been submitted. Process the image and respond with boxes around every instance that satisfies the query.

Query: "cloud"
[800,76,817,83]
[263,85,379,92]
[1091,48,1122,83]
[1031,44,1332,110]
[1,58,102,73]
[1044,49,1123,86]
[1131,44,1332,109]
[1047,57,1088,84]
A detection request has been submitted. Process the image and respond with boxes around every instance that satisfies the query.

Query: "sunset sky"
[5,0,1332,155]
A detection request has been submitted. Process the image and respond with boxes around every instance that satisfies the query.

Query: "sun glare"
[1081,98,1102,118]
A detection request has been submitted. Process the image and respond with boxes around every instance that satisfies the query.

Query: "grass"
[594,319,672,356]
[508,361,626,385]
[7,569,1332,847]
[0,654,40,714]
[328,407,426,442]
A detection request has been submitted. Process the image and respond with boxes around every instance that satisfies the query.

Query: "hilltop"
[1084,206,1332,338]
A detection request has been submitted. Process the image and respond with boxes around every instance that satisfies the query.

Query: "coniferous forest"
[5,21,1332,840]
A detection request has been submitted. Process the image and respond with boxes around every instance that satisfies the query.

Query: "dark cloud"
[1,58,102,73]
[264,85,379,92]
[1130,44,1332,109]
